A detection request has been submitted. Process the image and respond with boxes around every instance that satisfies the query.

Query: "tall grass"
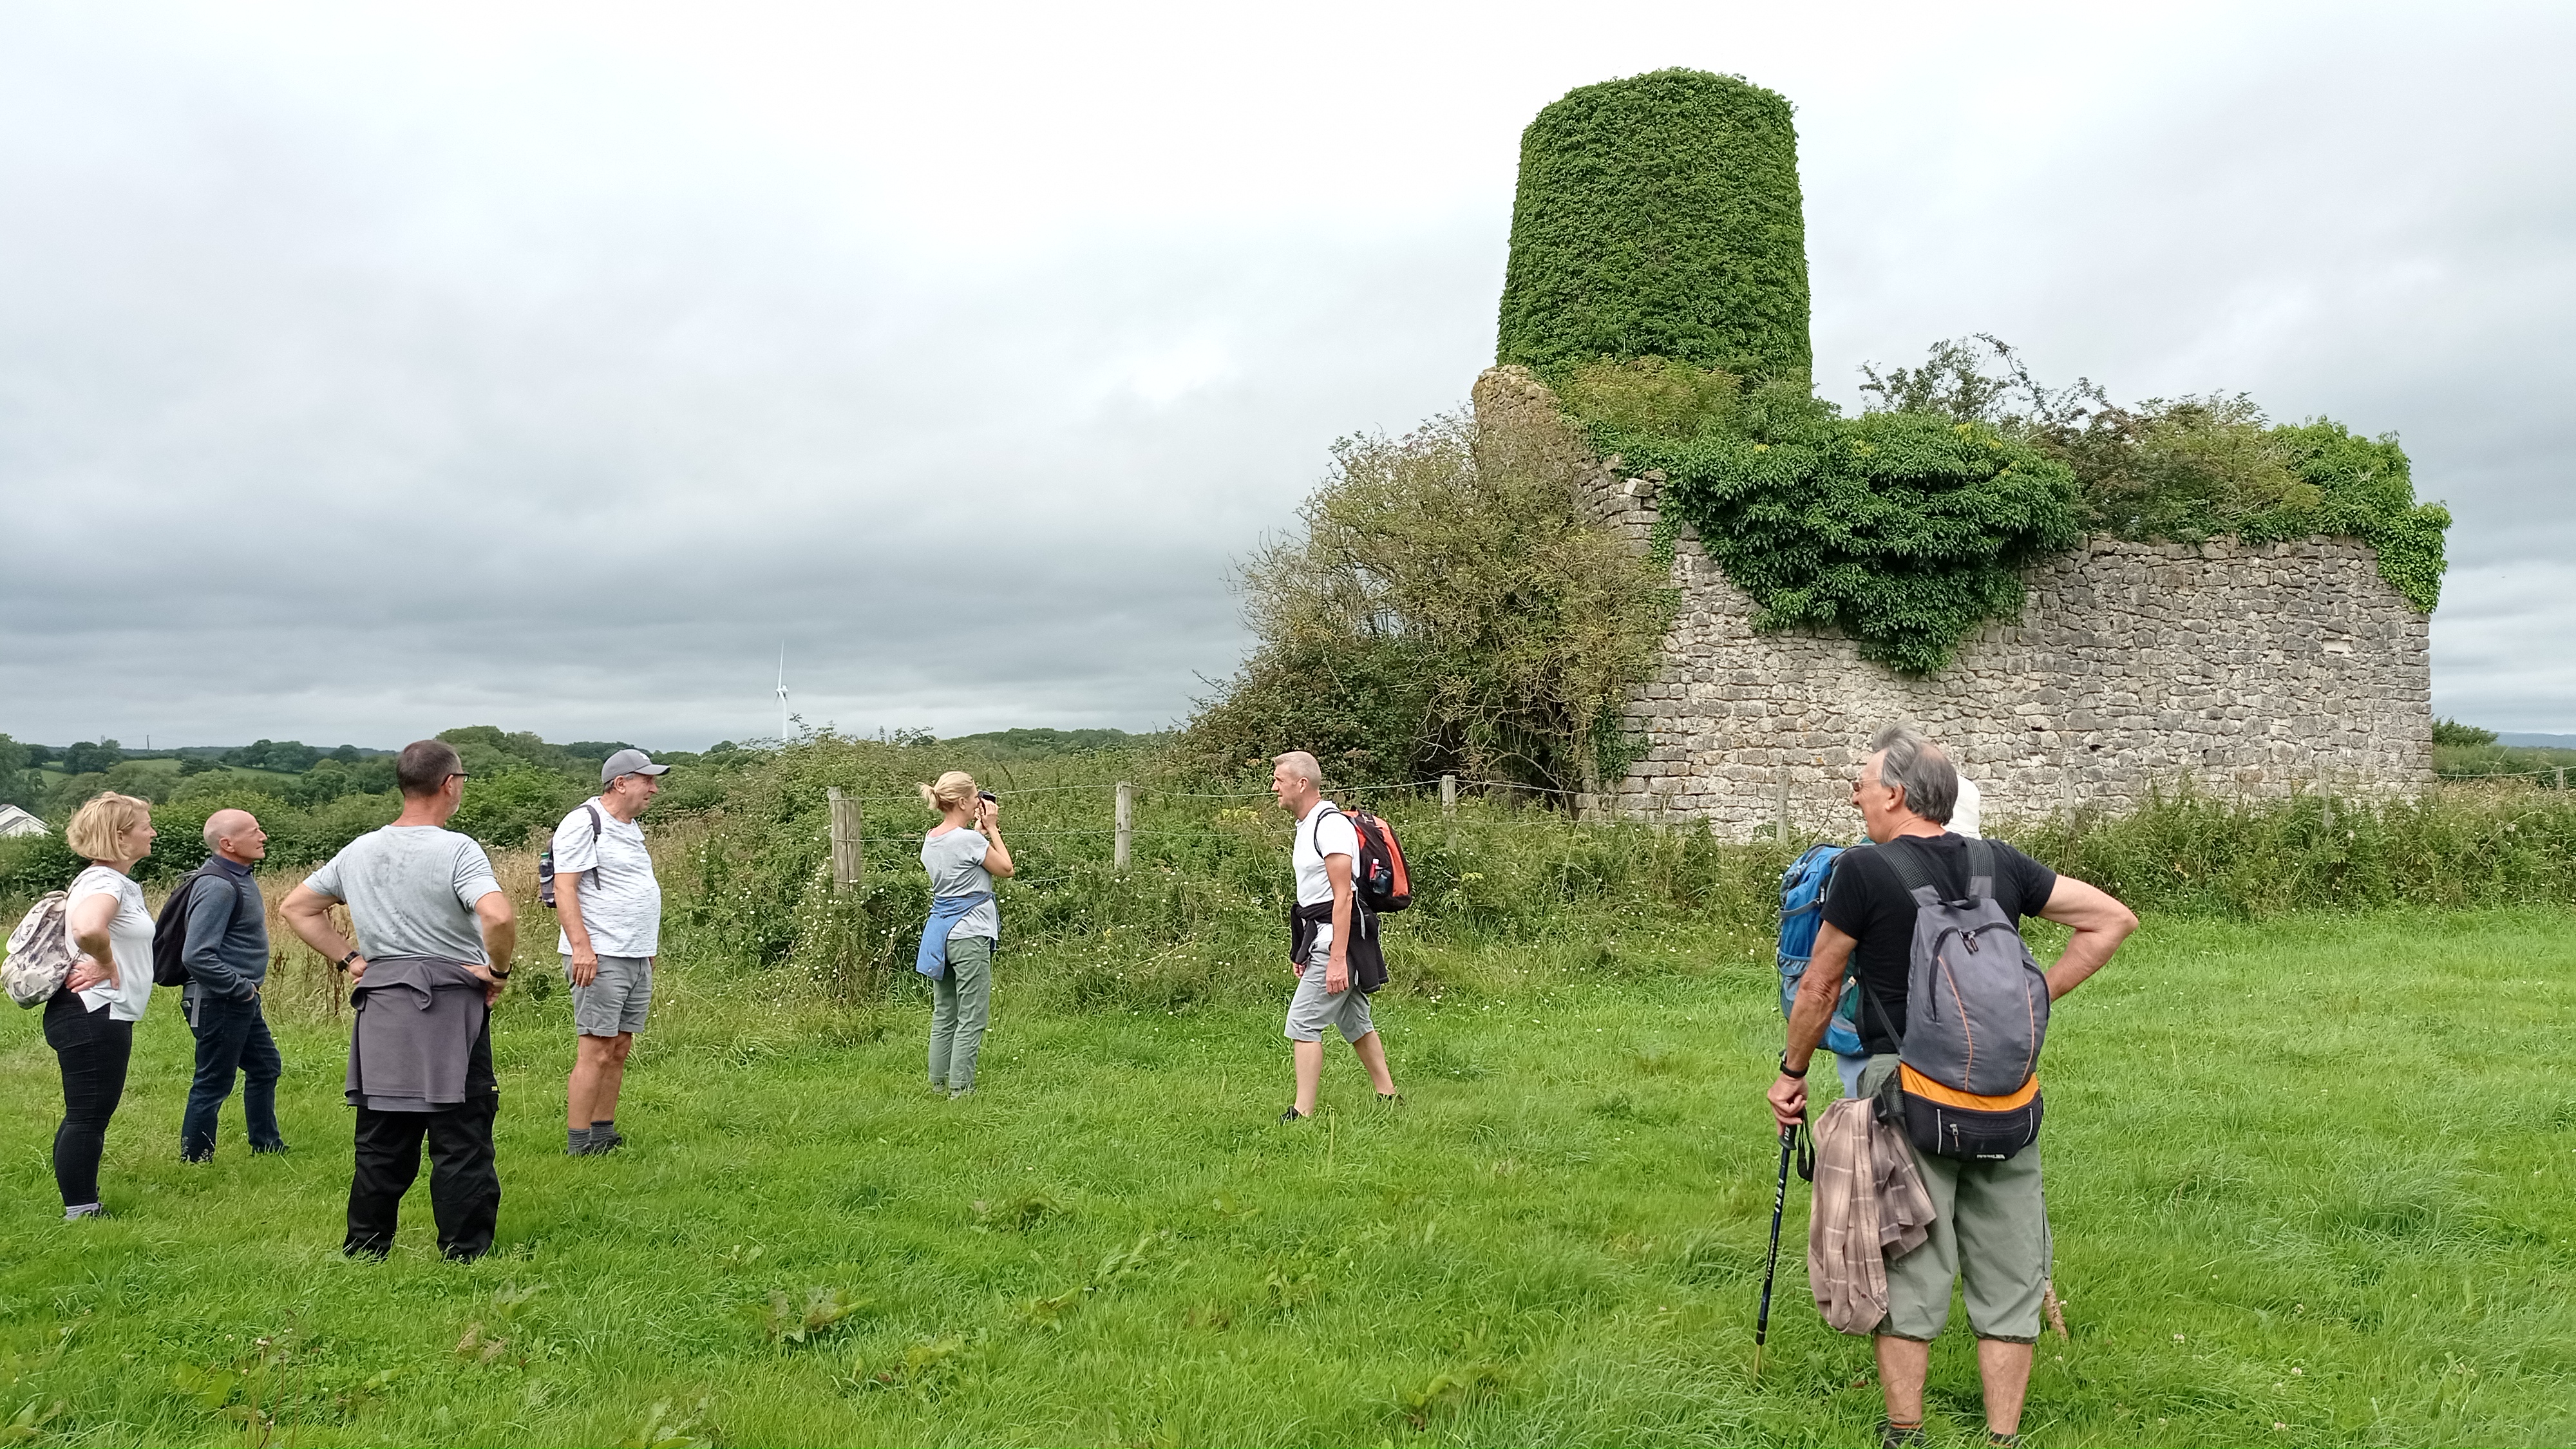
[652,737,2576,1013]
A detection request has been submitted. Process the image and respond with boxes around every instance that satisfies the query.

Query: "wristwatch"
[488,964,512,980]
[1778,1054,1808,1079]
[336,950,360,973]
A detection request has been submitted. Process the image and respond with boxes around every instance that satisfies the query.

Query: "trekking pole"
[1754,1119,1799,1380]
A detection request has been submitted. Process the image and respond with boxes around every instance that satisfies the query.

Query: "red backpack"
[1322,804,1412,914]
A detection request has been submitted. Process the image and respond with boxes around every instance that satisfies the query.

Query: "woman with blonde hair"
[50,792,160,1220]
[914,771,1012,1097]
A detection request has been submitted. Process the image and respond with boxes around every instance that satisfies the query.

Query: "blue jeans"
[182,990,284,1158]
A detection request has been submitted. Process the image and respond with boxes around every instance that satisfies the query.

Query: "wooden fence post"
[2558,766,2567,794]
[1114,782,1133,872]
[1440,775,1457,819]
[1776,764,1791,844]
[828,787,864,892]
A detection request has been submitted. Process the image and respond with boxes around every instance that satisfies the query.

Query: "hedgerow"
[1497,69,1810,387]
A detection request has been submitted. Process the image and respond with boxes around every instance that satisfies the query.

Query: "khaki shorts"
[567,953,652,1038]
[1860,1054,2049,1343]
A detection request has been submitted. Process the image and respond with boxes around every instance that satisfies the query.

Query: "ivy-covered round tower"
[1479,70,2436,833]
[1496,68,1812,388]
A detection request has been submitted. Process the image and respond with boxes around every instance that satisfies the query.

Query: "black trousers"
[44,990,133,1209]
[345,1097,500,1260]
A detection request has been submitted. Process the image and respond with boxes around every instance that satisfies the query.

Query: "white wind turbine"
[776,644,791,744]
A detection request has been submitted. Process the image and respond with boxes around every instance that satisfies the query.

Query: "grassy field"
[3,895,2571,1447]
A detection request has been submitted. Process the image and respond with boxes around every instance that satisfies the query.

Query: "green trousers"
[1860,1054,2050,1343]
[927,935,992,1093]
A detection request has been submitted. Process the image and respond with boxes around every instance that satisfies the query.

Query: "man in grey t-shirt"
[283,739,515,1262]
[553,748,668,1155]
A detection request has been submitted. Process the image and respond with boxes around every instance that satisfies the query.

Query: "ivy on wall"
[1591,382,2084,674]
[1497,70,1812,388]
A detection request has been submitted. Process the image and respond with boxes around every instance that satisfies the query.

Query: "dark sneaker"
[180,1150,213,1165]
[252,1141,290,1155]
[589,1129,626,1153]
[1376,1092,1403,1107]
[1880,1423,1928,1448]
[1988,1435,2025,1448]
[1278,1107,1309,1124]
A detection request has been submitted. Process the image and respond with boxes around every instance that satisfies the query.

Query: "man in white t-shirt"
[551,748,668,1156]
[1269,750,1398,1122]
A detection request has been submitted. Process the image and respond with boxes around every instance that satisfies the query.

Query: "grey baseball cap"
[600,748,670,784]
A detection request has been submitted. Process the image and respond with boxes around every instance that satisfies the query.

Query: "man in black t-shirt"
[1823,830,2058,1059]
[1767,727,2136,1449]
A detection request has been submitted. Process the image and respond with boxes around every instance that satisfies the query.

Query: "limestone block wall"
[1472,367,2437,838]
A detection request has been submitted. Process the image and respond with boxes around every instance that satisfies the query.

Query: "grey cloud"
[5,3,2571,752]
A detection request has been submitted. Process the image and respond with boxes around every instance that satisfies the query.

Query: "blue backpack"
[1778,844,1865,1058]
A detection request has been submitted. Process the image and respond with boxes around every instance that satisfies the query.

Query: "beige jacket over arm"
[1807,1096,1939,1334]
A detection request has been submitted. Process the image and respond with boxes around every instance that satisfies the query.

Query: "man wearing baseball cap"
[551,748,668,1155]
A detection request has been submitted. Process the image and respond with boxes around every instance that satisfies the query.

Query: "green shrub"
[2007,782,2576,916]
[1859,336,2452,610]
[0,828,82,902]
[1605,384,2083,673]
[1177,406,1676,791]
[2432,719,2497,747]
[1497,69,1810,387]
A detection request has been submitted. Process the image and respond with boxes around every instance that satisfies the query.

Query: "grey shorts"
[567,953,652,1038]
[1860,1054,2049,1343]
[1283,929,1374,1044]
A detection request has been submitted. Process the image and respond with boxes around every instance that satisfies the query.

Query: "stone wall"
[1473,366,2436,838]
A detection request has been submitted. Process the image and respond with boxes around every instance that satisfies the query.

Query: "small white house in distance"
[0,804,48,838]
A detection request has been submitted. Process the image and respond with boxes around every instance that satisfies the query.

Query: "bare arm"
[2035,875,2137,1000]
[281,882,363,980]
[473,891,516,1003]
[1769,922,1856,1128]
[559,870,598,983]
[1323,852,1354,994]
[976,800,1014,878]
[65,891,117,992]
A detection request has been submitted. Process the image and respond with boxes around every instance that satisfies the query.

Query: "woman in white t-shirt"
[50,791,159,1221]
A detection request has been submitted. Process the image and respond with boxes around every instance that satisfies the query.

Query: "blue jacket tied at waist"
[916,893,994,980]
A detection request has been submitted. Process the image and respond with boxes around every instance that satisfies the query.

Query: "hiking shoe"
[1879,1423,1928,1448]
[589,1129,626,1153]
[252,1141,290,1155]
[63,1204,110,1222]
[180,1150,214,1165]
[1988,1435,2025,1448]
[1376,1092,1403,1107]
[1278,1107,1309,1124]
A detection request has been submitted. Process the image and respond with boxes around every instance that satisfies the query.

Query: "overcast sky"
[4,1,2570,750]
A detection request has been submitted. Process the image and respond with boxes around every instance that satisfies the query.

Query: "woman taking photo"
[914,772,1010,1099]
[52,792,159,1220]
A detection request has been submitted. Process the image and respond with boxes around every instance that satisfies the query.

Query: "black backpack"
[538,803,603,909]
[1316,804,1413,914]
[151,864,224,988]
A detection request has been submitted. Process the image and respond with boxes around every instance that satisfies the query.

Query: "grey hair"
[1866,724,1956,826]
[1271,750,1323,787]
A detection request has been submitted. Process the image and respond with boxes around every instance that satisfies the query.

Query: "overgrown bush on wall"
[1497,69,1811,388]
[1860,335,2452,611]
[1552,336,2452,674]
[1571,361,2086,673]
[1177,404,1676,793]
